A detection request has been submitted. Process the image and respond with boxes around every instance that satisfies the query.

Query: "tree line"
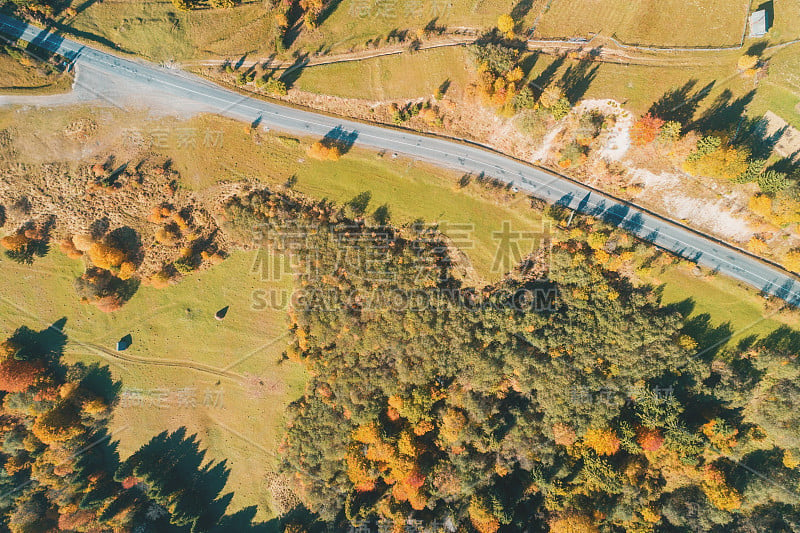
[222,188,800,532]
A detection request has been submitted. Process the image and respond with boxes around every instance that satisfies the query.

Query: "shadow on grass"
[510,0,535,23]
[7,317,68,363]
[647,79,715,125]
[49,19,131,54]
[530,53,564,93]
[692,89,756,133]
[278,52,310,88]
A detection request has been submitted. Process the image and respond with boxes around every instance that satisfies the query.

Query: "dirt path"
[178,34,477,70]
[178,25,785,75]
[79,342,247,382]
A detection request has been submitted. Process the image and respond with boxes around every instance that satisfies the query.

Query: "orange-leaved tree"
[631,114,665,146]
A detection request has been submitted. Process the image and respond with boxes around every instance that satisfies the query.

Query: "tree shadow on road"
[322,125,359,154]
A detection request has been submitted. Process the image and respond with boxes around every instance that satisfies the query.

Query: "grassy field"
[532,0,750,47]
[62,0,279,61]
[292,46,470,100]
[524,54,738,112]
[163,113,546,281]
[516,48,800,127]
[644,262,799,348]
[290,40,799,127]
[752,44,800,125]
[764,0,800,42]
[0,47,72,94]
[0,250,306,520]
[289,0,507,52]
[60,0,504,61]
[290,38,796,128]
[161,114,800,340]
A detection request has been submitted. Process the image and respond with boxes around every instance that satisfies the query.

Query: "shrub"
[148,270,173,289]
[307,141,341,161]
[734,158,766,183]
[684,140,749,180]
[784,249,800,273]
[467,42,518,74]
[631,114,665,146]
[74,268,136,312]
[549,513,598,533]
[687,135,722,161]
[737,54,758,71]
[497,14,515,37]
[87,242,126,270]
[118,261,137,280]
[505,66,523,83]
[0,233,29,252]
[658,121,682,143]
[549,97,572,120]
[748,194,772,218]
[512,86,536,110]
[277,136,300,146]
[586,232,607,250]
[418,107,438,123]
[155,225,182,246]
[515,109,550,143]
[72,234,94,252]
[702,465,742,511]
[59,238,84,260]
[757,170,789,194]
[1,229,48,264]
[539,85,564,109]
[264,77,288,96]
[559,141,588,167]
[173,257,197,275]
[747,237,768,254]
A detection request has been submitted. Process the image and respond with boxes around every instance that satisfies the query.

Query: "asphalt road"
[3,15,800,307]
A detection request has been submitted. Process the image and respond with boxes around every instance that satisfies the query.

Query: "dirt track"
[75,342,247,382]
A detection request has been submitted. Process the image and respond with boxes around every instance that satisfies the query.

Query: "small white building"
[749,10,769,38]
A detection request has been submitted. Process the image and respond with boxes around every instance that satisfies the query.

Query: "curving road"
[2,15,800,307]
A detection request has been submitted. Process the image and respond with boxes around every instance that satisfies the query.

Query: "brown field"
[532,0,750,47]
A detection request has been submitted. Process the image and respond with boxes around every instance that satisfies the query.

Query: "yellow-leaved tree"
[497,14,515,38]
[583,427,621,456]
